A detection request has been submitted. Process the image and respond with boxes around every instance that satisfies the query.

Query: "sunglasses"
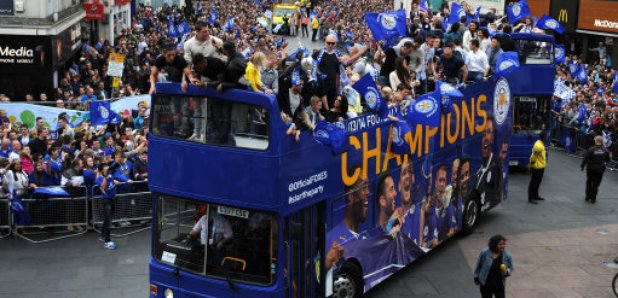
[326,42,336,46]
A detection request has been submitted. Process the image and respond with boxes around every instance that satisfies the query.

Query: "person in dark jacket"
[217,41,247,92]
[499,25,515,52]
[580,135,610,203]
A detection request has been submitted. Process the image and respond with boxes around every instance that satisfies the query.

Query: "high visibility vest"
[302,16,309,25]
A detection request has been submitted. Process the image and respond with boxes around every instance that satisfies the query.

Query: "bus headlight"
[165,288,174,298]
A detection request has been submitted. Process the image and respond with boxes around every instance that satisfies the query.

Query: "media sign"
[578,0,618,34]
[0,0,13,15]
[0,35,52,71]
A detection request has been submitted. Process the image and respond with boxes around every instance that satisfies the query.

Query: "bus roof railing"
[494,33,555,43]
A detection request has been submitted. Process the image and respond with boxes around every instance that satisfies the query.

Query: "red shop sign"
[83,2,104,20]
[115,0,131,5]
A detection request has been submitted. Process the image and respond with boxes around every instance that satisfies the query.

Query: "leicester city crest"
[512,4,521,16]
[414,97,438,118]
[493,78,511,126]
[554,47,564,60]
[569,64,578,74]
[457,8,466,19]
[379,13,397,30]
[546,19,559,29]
[99,105,110,120]
[392,127,404,146]
[498,59,515,72]
[365,87,381,110]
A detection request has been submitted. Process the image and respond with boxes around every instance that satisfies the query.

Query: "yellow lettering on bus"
[363,129,381,178]
[405,124,423,157]
[476,94,487,133]
[440,113,446,148]
[447,103,460,144]
[424,126,438,154]
[341,135,361,186]
[461,98,475,139]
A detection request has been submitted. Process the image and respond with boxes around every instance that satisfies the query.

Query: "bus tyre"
[333,262,364,298]
[462,193,481,236]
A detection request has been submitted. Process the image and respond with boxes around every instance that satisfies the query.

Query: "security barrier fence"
[2,182,151,243]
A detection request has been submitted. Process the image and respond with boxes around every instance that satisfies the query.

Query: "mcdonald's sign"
[550,0,578,33]
[577,0,618,34]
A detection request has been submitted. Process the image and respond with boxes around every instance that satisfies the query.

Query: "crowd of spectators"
[1,0,617,194]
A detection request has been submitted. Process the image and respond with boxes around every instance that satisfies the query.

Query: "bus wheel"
[333,262,363,298]
[462,193,480,235]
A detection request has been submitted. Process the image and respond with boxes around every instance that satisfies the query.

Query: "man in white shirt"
[183,21,226,64]
[465,39,489,82]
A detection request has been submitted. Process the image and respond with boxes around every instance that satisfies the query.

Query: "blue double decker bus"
[148,64,524,297]
[502,33,555,166]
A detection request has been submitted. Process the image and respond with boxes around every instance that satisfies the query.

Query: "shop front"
[576,0,618,66]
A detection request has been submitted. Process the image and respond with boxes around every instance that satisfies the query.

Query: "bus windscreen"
[152,95,270,150]
[154,195,278,285]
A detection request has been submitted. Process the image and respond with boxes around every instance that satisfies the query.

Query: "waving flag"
[506,0,531,24]
[467,6,481,25]
[90,101,112,125]
[553,81,575,101]
[495,51,520,76]
[448,2,467,26]
[419,0,429,15]
[353,74,389,118]
[345,29,354,41]
[10,192,31,225]
[177,21,191,36]
[436,80,464,97]
[33,187,70,197]
[223,17,235,31]
[612,74,618,95]
[167,22,179,37]
[407,91,440,126]
[554,44,566,64]
[536,15,565,34]
[208,9,218,25]
[391,121,412,154]
[577,103,587,124]
[313,120,349,154]
[365,10,407,49]
[265,9,272,19]
[568,62,579,77]
[576,65,588,82]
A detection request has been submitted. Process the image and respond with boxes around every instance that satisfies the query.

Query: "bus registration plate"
[217,206,250,219]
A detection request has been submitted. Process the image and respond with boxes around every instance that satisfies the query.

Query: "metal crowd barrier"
[13,186,89,244]
[551,123,590,157]
[91,182,152,238]
[0,198,10,239]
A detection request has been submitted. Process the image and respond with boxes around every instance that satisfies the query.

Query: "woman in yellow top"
[244,52,271,94]
[311,15,319,41]
[528,131,547,204]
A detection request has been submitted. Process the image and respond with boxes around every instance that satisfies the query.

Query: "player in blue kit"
[325,171,370,271]
[422,164,449,249]
[399,158,424,246]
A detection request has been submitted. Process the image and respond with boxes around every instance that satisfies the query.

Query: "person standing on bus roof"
[476,115,499,209]
[474,234,513,298]
[581,135,610,204]
[528,131,547,204]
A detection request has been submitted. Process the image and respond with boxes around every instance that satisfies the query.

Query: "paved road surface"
[1,148,617,298]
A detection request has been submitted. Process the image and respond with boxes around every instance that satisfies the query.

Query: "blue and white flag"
[223,17,235,31]
[208,9,218,25]
[10,192,31,225]
[313,120,349,154]
[576,65,588,82]
[467,6,481,25]
[391,121,411,154]
[553,81,575,101]
[365,10,407,49]
[536,15,565,34]
[352,74,389,118]
[419,0,429,15]
[436,80,464,97]
[577,103,587,124]
[448,2,467,26]
[407,91,440,126]
[265,9,272,19]
[90,101,112,125]
[167,22,179,37]
[612,74,618,95]
[495,51,520,76]
[273,23,283,33]
[33,187,70,197]
[345,29,354,41]
[506,0,531,24]
[568,62,579,77]
[177,21,191,36]
[258,17,269,28]
[554,44,566,64]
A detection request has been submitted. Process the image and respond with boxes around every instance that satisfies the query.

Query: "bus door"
[284,204,326,298]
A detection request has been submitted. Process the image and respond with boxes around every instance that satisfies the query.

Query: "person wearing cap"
[581,135,610,204]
